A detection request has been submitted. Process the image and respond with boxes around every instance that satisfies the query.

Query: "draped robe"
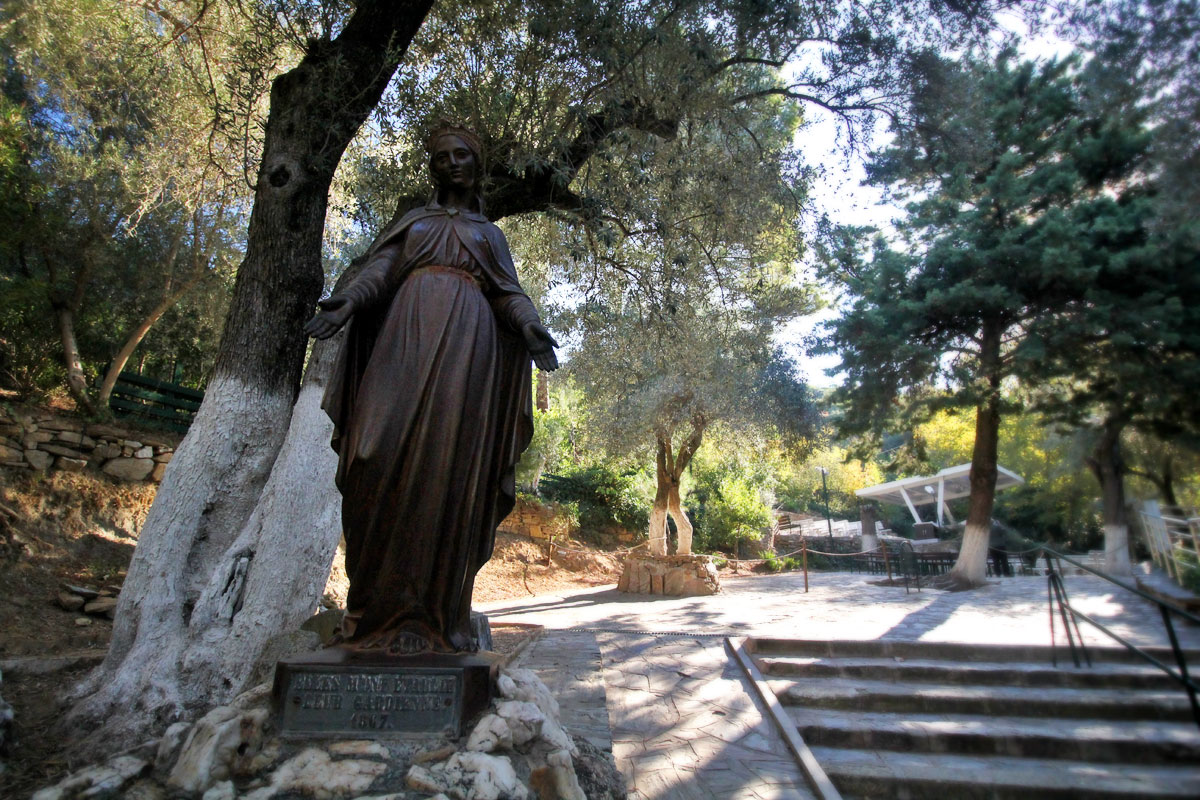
[321,203,538,653]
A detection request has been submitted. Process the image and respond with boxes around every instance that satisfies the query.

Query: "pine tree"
[820,50,1160,587]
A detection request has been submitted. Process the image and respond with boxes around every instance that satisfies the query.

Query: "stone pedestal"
[617,554,721,596]
[272,648,499,739]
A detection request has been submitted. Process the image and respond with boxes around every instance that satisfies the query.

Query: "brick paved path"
[480,572,1200,799]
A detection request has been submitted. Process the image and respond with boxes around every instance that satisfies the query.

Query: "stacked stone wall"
[497,498,573,541]
[0,406,177,484]
[498,498,638,546]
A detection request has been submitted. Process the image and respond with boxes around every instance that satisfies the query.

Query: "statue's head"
[426,125,484,212]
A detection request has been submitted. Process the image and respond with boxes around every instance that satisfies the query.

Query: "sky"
[780,108,896,389]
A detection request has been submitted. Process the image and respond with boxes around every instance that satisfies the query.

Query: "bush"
[538,466,650,535]
[690,474,773,554]
[0,278,63,396]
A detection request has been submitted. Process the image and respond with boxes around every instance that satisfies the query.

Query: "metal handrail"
[1039,546,1200,728]
[896,539,921,594]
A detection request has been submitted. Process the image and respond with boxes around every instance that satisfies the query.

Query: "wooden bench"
[109,372,204,432]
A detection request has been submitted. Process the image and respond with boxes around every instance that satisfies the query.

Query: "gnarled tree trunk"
[648,417,705,556]
[668,484,693,555]
[64,1,436,757]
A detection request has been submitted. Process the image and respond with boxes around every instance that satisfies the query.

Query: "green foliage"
[0,1,251,401]
[689,472,773,554]
[0,277,61,394]
[877,408,1105,547]
[820,50,1157,444]
[537,466,651,535]
[1175,548,1200,594]
[516,406,574,491]
[683,438,777,554]
[775,444,882,520]
[815,48,1194,560]
[1124,430,1200,508]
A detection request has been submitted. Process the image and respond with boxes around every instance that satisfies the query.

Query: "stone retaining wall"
[498,498,638,547]
[498,498,574,541]
[0,406,177,483]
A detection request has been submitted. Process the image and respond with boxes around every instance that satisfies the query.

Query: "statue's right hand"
[304,295,355,340]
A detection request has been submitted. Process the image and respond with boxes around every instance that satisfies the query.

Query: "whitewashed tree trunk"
[1104,522,1132,576]
[1090,415,1133,577]
[66,373,296,750]
[860,505,879,552]
[668,486,693,555]
[943,321,1001,591]
[954,521,991,585]
[182,337,343,697]
[67,337,344,754]
[647,501,669,556]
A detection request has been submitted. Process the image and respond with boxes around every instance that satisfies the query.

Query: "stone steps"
[808,745,1200,799]
[772,676,1193,722]
[739,638,1200,799]
[758,654,1181,690]
[788,707,1200,764]
[749,636,1199,666]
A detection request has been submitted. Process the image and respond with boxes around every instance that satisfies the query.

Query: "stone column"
[860,504,879,552]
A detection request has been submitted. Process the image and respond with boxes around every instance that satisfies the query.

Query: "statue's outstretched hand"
[522,322,560,371]
[304,295,355,340]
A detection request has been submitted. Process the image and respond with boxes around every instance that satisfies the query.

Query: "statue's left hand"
[304,295,355,340]
[522,322,560,371]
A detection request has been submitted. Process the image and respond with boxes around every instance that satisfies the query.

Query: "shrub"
[691,474,773,554]
[538,466,650,534]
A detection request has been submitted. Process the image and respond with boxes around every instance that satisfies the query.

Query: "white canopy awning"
[854,463,1025,527]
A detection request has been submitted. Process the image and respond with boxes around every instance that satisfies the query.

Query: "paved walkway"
[479,572,1200,800]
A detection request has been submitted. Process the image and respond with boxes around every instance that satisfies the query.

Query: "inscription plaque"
[273,648,498,738]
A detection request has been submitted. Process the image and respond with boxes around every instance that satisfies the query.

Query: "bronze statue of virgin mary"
[305,127,558,655]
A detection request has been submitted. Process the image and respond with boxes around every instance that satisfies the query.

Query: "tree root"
[929,572,986,592]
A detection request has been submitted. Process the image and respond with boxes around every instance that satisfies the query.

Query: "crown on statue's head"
[424,124,483,159]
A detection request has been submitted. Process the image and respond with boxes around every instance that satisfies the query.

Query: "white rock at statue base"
[405,764,447,795]
[443,751,528,800]
[538,749,587,800]
[467,712,514,752]
[494,700,544,748]
[541,716,578,756]
[30,755,149,800]
[496,668,560,718]
[201,780,236,800]
[241,748,387,800]
[167,706,270,794]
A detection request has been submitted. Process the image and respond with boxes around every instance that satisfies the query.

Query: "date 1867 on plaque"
[272,649,498,738]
